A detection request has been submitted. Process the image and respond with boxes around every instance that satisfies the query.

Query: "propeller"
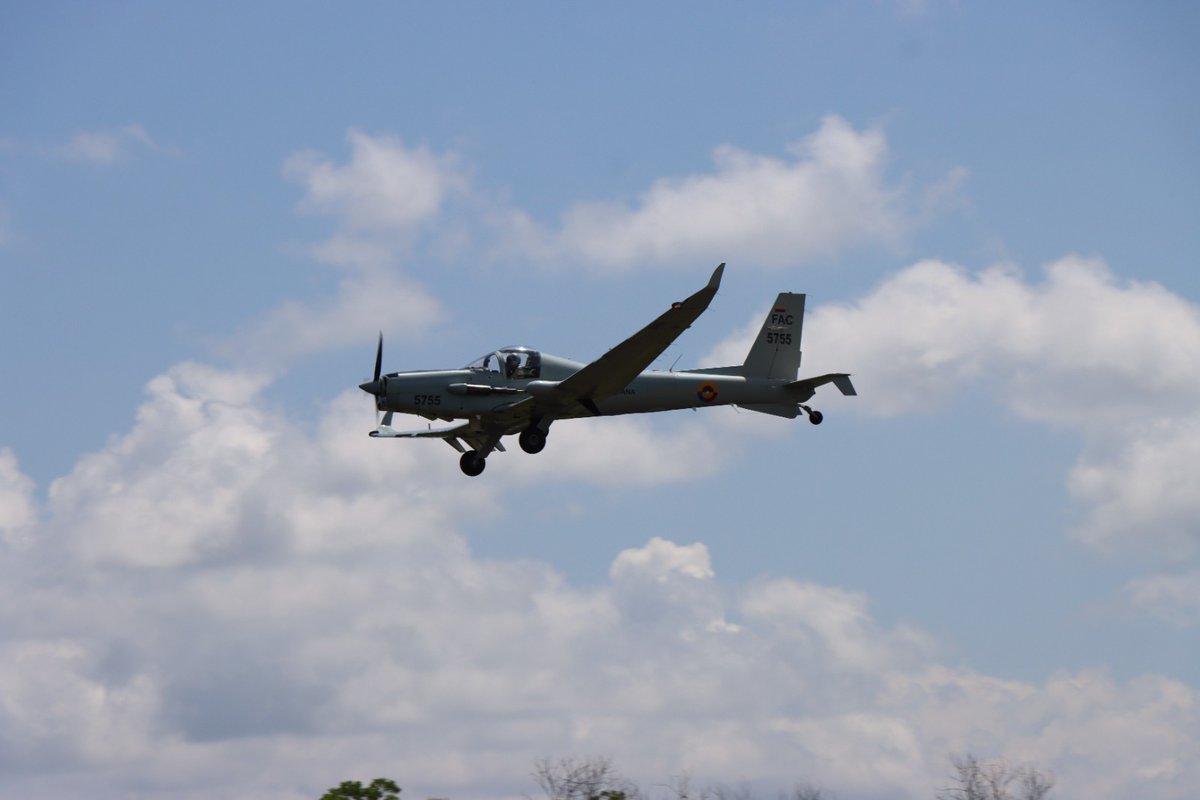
[359,332,386,424]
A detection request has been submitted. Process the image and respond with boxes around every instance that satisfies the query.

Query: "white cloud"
[1124,570,1200,627]
[713,257,1200,566]
[506,115,930,269]
[284,130,469,237]
[281,118,958,275]
[2,362,1198,799]
[800,256,1200,424]
[0,639,159,770]
[699,256,1200,622]
[0,449,36,547]
[500,415,731,488]
[251,118,959,365]
[1070,415,1200,561]
[611,537,715,582]
[55,124,169,165]
[220,269,443,368]
[222,132,458,366]
[742,579,934,675]
[46,363,276,568]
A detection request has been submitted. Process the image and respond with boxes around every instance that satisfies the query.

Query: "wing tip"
[708,262,726,289]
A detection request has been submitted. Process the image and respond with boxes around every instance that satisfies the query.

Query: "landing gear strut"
[459,450,486,476]
[801,405,824,425]
[518,427,547,454]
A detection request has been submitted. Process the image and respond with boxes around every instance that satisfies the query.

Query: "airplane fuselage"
[377,358,797,427]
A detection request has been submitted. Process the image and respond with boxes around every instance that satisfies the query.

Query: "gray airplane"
[358,263,856,476]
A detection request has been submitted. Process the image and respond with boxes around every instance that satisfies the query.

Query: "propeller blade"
[373,331,383,383]
[359,333,386,397]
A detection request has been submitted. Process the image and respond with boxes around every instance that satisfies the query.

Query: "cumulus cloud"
[501,415,731,488]
[249,117,957,364]
[1070,415,1200,561]
[800,256,1200,424]
[611,536,715,582]
[281,118,957,276]
[505,115,928,269]
[219,270,443,368]
[222,132,462,366]
[284,130,470,243]
[2,359,1197,799]
[0,448,36,546]
[705,256,1200,573]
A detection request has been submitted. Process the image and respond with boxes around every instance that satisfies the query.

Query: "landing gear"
[518,427,547,454]
[459,450,486,477]
[800,405,824,425]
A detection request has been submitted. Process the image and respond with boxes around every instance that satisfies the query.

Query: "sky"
[1,2,1198,798]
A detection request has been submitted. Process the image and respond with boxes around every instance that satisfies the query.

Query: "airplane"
[358,263,856,476]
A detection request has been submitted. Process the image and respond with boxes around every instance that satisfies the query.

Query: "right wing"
[555,263,725,409]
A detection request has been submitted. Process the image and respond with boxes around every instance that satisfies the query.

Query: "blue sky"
[1,3,1198,799]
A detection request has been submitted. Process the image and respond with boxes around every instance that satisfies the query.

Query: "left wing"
[370,421,472,439]
[556,263,725,408]
[371,404,537,453]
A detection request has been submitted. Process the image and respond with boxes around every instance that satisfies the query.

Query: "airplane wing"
[555,263,725,409]
[371,403,539,453]
[370,420,473,440]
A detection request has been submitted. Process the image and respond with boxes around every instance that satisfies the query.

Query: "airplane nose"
[359,379,382,395]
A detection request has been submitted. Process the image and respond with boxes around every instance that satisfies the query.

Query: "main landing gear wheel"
[459,451,486,477]
[518,427,547,454]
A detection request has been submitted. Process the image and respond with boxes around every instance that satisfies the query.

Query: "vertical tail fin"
[742,292,805,380]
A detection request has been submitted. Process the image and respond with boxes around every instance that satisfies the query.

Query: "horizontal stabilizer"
[784,373,856,402]
[831,374,857,396]
[739,403,802,419]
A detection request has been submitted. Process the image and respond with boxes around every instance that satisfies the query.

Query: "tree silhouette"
[321,778,402,800]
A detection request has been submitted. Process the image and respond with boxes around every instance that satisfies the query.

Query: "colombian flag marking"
[697,382,719,402]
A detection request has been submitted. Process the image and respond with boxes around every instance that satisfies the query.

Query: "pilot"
[505,353,521,378]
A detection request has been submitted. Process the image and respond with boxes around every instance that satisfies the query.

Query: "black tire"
[459,451,486,476]
[519,428,547,454]
[808,410,824,425]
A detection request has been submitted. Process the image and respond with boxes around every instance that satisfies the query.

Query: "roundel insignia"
[697,382,718,402]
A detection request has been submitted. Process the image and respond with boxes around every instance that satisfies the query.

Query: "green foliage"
[320,777,401,800]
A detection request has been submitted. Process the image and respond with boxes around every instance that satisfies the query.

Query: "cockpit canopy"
[465,347,541,379]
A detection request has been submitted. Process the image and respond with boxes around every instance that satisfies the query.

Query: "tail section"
[742,292,805,380]
[740,374,856,421]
